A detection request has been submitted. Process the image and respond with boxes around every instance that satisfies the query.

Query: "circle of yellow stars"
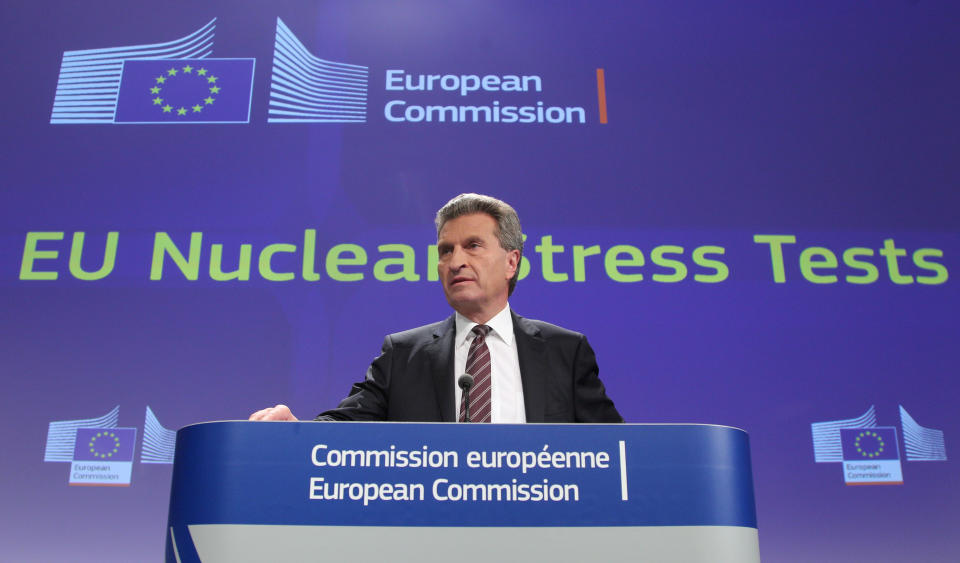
[88,431,121,459]
[149,64,221,117]
[853,430,885,458]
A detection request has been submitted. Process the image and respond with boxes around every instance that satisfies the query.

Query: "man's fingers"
[248,404,298,421]
[271,404,294,420]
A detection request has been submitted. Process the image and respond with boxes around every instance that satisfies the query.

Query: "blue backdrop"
[1,1,957,560]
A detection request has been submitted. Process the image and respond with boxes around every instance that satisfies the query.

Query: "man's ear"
[505,249,520,279]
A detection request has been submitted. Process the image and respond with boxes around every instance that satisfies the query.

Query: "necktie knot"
[472,324,491,338]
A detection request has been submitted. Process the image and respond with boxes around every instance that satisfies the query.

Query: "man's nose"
[448,245,467,269]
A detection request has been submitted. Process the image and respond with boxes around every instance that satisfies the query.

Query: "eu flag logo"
[840,428,900,461]
[73,428,137,462]
[114,58,255,123]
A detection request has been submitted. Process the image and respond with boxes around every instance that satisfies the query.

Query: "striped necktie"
[459,324,492,423]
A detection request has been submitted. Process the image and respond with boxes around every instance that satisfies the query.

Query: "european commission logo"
[811,405,947,485]
[49,17,367,125]
[70,427,137,486]
[50,17,602,127]
[838,427,902,485]
[50,19,254,124]
[44,406,178,486]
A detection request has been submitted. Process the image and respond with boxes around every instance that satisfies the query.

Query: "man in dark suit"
[250,193,621,423]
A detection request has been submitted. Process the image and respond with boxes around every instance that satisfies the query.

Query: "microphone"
[458,374,474,423]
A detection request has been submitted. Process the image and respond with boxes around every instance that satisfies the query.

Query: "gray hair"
[435,193,523,295]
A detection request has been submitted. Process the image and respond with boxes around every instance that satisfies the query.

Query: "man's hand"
[248,404,299,421]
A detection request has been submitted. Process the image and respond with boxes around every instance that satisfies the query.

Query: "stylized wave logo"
[810,405,877,462]
[268,17,368,123]
[900,405,947,461]
[50,19,216,124]
[44,405,120,461]
[141,406,177,463]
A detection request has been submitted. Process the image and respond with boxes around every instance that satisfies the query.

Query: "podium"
[165,422,759,562]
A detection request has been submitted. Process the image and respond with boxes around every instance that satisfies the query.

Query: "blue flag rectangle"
[114,58,254,123]
[73,427,137,462]
[840,427,900,461]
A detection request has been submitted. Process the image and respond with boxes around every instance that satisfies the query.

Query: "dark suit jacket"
[316,311,622,423]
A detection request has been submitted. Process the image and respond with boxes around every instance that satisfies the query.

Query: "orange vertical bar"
[596,68,608,124]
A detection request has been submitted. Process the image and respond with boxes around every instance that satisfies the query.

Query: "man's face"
[437,213,520,322]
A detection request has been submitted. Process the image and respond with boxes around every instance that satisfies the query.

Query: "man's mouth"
[450,276,474,286]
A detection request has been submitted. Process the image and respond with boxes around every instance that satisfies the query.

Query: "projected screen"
[0,1,956,560]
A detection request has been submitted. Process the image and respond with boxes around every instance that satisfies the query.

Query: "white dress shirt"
[453,304,526,423]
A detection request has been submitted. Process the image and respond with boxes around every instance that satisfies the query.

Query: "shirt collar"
[455,303,514,348]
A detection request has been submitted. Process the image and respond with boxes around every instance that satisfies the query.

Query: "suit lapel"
[427,315,457,422]
[513,312,547,423]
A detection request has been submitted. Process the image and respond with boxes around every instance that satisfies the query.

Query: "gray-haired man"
[250,193,621,423]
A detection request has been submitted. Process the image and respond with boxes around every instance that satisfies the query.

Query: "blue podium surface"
[166,422,758,562]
